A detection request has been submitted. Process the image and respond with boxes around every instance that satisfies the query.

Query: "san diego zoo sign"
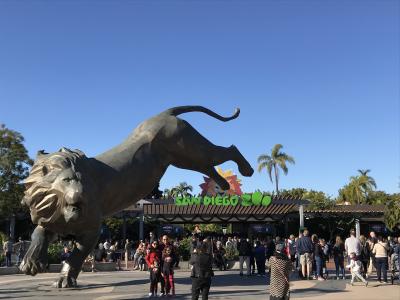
[175,192,272,207]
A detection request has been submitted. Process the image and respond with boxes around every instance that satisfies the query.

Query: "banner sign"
[175,192,271,207]
[251,224,275,234]
[161,225,174,234]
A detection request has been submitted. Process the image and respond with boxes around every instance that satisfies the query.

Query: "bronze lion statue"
[20,106,254,287]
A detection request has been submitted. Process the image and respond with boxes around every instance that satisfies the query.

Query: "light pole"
[355,219,360,238]
[299,204,304,230]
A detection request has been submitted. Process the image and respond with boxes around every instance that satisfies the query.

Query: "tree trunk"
[9,215,15,240]
[122,214,127,241]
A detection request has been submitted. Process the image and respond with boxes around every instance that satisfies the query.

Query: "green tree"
[163,188,172,199]
[103,217,124,240]
[384,193,400,230]
[357,169,377,193]
[340,174,377,204]
[337,185,351,204]
[279,188,307,199]
[0,124,33,219]
[304,190,335,210]
[170,182,193,198]
[366,190,391,205]
[257,144,295,195]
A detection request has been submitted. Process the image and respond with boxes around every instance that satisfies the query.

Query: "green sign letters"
[175,192,271,207]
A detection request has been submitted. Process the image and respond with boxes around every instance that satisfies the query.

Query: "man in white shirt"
[345,229,361,261]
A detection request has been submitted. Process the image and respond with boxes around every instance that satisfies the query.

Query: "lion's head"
[22,148,90,227]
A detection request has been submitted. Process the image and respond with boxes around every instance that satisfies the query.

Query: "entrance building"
[118,197,387,240]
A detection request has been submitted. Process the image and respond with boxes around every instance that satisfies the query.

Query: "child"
[346,252,368,286]
[145,241,161,297]
[162,246,175,296]
[320,239,329,279]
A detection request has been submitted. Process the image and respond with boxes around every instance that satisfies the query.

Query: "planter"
[92,262,117,272]
[48,262,117,273]
[0,266,20,275]
[48,264,62,272]
[226,260,236,270]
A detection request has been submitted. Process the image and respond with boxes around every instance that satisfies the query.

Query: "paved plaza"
[0,270,399,300]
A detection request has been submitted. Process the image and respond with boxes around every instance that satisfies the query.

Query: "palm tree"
[346,178,365,204]
[357,169,377,190]
[357,169,370,176]
[347,174,377,204]
[170,182,193,198]
[257,144,295,195]
[163,188,172,199]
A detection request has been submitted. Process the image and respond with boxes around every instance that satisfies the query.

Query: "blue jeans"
[334,256,345,278]
[5,252,12,267]
[375,257,388,282]
[314,256,323,277]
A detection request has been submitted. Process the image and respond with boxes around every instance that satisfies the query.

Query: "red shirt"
[145,250,160,267]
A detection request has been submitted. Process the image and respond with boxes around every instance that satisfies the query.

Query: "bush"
[0,231,8,263]
[47,243,64,264]
[225,246,239,261]
[0,231,7,246]
[178,237,192,261]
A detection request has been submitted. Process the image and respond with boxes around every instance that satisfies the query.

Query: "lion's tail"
[165,106,240,122]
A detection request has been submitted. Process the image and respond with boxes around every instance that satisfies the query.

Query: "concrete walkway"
[0,270,399,300]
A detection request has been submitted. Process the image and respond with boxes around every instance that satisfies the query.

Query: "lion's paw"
[53,276,77,288]
[19,257,46,276]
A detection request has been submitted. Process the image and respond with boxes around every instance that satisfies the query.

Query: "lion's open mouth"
[63,205,81,223]
[35,194,58,213]
[27,192,62,225]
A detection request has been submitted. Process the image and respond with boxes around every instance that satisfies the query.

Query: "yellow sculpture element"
[200,167,243,196]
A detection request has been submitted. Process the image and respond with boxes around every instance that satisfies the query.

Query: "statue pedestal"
[48,262,118,273]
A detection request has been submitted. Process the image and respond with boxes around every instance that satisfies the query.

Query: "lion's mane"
[22,148,87,227]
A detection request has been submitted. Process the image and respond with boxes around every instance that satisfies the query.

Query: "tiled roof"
[143,203,298,216]
[121,199,385,222]
[305,204,385,214]
[140,197,301,223]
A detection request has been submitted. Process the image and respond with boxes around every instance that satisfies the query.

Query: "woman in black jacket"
[332,236,345,280]
[312,234,324,281]
[190,242,214,300]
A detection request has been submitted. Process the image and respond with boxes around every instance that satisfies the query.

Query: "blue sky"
[1,0,399,197]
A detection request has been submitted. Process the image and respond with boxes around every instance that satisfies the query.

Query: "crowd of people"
[105,229,399,299]
[1,237,26,267]
[2,229,400,299]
